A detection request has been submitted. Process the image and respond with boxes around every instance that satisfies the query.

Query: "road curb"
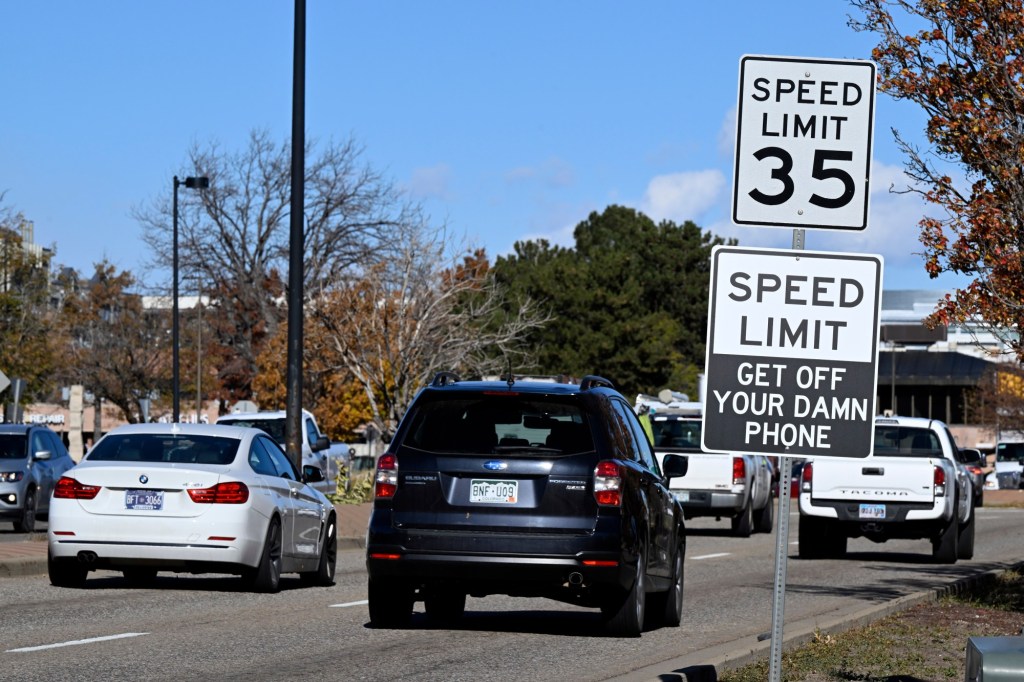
[609,559,1024,682]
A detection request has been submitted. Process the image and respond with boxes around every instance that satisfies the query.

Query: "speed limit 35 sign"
[732,55,876,231]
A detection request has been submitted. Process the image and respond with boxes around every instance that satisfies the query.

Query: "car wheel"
[368,578,414,628]
[754,496,774,534]
[823,524,848,559]
[932,504,959,564]
[245,517,283,593]
[957,509,976,561]
[975,489,984,508]
[122,567,158,585]
[605,547,646,637]
[731,501,753,537]
[798,515,825,559]
[48,547,87,588]
[300,513,337,587]
[424,586,467,626]
[647,544,684,629]
[13,488,37,533]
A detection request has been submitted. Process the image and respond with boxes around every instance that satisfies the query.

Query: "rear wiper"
[493,445,561,453]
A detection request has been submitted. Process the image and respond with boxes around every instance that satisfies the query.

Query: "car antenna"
[506,359,515,389]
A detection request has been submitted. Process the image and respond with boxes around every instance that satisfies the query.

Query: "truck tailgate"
[813,456,937,504]
[668,453,735,491]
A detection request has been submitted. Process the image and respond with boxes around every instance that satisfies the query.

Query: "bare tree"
[311,223,550,439]
[134,129,417,398]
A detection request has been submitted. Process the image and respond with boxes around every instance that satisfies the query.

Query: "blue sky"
[3,1,971,293]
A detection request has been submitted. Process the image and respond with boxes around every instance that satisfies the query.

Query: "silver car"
[0,424,77,532]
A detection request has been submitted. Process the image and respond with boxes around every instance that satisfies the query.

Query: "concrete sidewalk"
[0,502,372,578]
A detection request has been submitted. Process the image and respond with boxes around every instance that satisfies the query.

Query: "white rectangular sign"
[732,55,876,231]
[703,246,883,458]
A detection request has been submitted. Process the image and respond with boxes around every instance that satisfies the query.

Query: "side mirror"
[33,450,53,461]
[303,465,326,484]
[661,454,688,479]
[312,436,331,453]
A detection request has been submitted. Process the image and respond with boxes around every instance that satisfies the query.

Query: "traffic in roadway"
[2,502,1023,681]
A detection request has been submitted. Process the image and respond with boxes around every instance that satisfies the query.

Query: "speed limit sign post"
[732,55,875,230]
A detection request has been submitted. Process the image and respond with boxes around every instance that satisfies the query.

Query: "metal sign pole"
[768,227,804,682]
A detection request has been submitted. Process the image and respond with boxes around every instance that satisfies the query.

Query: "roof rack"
[579,375,615,391]
[430,371,461,387]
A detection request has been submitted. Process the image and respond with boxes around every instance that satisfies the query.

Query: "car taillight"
[594,460,622,507]
[933,466,946,497]
[967,465,983,476]
[732,457,745,486]
[375,453,398,499]
[188,481,249,504]
[801,462,813,493]
[53,476,101,500]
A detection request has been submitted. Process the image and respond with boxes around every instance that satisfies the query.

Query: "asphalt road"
[2,504,1023,681]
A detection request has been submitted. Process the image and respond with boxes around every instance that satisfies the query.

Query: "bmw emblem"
[483,461,508,471]
[139,474,149,484]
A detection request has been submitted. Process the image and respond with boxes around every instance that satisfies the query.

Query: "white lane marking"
[330,600,369,608]
[7,632,149,653]
[691,553,730,560]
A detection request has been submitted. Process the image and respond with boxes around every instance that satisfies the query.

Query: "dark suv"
[366,374,688,636]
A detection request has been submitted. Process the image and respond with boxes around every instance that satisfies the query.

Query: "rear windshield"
[87,434,240,465]
[0,435,27,460]
[402,395,593,455]
[996,442,1024,463]
[650,417,702,449]
[873,426,943,457]
[219,417,286,444]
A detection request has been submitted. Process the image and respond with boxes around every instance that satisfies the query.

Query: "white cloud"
[640,169,727,223]
[407,164,453,200]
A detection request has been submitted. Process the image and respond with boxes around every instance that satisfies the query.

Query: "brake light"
[53,476,101,500]
[375,453,398,499]
[933,466,946,497]
[594,460,622,507]
[801,463,812,493]
[967,465,983,476]
[188,481,249,504]
[732,457,745,485]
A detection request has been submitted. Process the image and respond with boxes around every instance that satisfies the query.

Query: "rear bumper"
[800,497,950,539]
[365,508,637,594]
[672,489,745,515]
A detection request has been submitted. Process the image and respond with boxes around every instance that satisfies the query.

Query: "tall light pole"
[172,175,209,422]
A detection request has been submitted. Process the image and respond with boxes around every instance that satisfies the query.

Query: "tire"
[754,496,774,534]
[245,518,283,593]
[300,513,337,587]
[957,509,976,561]
[48,547,87,588]
[932,505,959,564]
[13,488,37,533]
[823,526,848,559]
[605,548,646,637]
[368,578,414,628]
[646,544,684,629]
[731,501,753,538]
[975,489,984,508]
[424,586,467,626]
[798,515,825,559]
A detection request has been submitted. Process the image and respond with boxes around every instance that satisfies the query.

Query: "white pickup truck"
[797,415,974,564]
[640,394,774,537]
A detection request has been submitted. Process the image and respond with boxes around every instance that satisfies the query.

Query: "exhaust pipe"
[77,551,97,564]
[568,572,583,586]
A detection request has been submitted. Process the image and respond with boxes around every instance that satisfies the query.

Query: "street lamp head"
[184,176,210,189]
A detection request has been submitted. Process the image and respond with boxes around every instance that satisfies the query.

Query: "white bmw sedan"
[47,423,337,592]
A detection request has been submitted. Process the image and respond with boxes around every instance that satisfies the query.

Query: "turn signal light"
[53,476,101,500]
[933,466,946,497]
[375,453,398,499]
[594,460,622,506]
[732,457,746,486]
[801,462,813,493]
[188,481,249,504]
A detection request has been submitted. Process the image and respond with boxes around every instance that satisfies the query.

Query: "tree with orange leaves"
[851,0,1024,356]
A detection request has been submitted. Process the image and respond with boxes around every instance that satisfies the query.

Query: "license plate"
[125,489,164,511]
[859,503,885,520]
[470,479,518,504]
[675,491,690,502]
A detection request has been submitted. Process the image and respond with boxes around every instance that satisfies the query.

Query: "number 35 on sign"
[732,55,876,232]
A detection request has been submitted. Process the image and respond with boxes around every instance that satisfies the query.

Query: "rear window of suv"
[402,395,594,455]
